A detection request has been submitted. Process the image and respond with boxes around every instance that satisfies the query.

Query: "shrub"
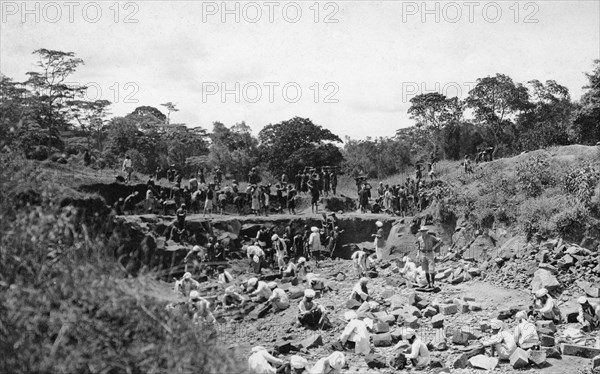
[516,153,555,197]
[564,162,600,205]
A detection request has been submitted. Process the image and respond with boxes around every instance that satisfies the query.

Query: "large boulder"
[462,235,494,262]
[498,235,526,260]
[531,269,560,292]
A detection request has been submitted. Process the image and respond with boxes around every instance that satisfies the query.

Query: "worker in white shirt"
[533,288,562,323]
[248,346,284,374]
[250,279,272,302]
[513,311,540,349]
[309,352,345,374]
[351,249,368,277]
[289,355,309,374]
[400,256,419,284]
[401,328,430,369]
[267,282,290,311]
[338,311,372,355]
[281,256,297,277]
[482,319,517,360]
[122,155,133,183]
[272,234,288,268]
[189,291,216,326]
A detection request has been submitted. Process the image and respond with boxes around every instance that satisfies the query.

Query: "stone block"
[288,286,305,299]
[529,351,547,367]
[455,300,470,313]
[274,341,293,354]
[439,304,457,315]
[531,269,560,292]
[416,300,430,310]
[545,347,561,359]
[469,355,498,370]
[453,354,469,369]
[248,303,272,319]
[389,295,406,310]
[390,328,403,343]
[452,330,475,346]
[479,321,490,332]
[509,348,530,369]
[539,334,555,347]
[407,306,422,318]
[423,306,438,318]
[405,315,420,329]
[373,322,390,333]
[407,291,421,306]
[431,314,445,328]
[591,354,600,369]
[372,332,393,347]
[382,287,395,299]
[561,343,600,359]
[364,354,387,369]
[468,302,482,311]
[536,320,557,333]
[300,334,323,349]
[345,299,362,309]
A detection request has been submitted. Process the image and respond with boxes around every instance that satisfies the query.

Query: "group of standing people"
[357,177,434,216]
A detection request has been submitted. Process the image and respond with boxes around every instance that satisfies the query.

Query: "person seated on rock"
[533,288,562,323]
[248,346,284,374]
[223,286,246,309]
[351,249,368,278]
[296,257,310,277]
[289,355,309,374]
[281,256,297,277]
[577,296,600,331]
[298,289,328,329]
[250,279,272,303]
[400,256,418,284]
[309,352,345,374]
[414,266,429,288]
[267,282,290,311]
[174,271,201,297]
[338,311,372,355]
[482,319,516,360]
[190,291,216,326]
[401,327,431,369]
[350,277,370,303]
[217,266,234,285]
[513,311,540,349]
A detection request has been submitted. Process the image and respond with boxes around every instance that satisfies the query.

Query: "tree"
[0,74,31,147]
[405,92,462,158]
[572,60,600,144]
[160,102,179,124]
[258,117,343,176]
[131,106,166,123]
[466,74,530,156]
[25,49,86,148]
[208,121,259,181]
[516,80,573,151]
[68,99,112,151]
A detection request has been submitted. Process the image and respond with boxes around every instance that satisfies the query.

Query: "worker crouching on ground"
[397,328,430,369]
[513,311,540,349]
[267,282,290,311]
[281,256,297,278]
[174,271,201,297]
[248,346,285,374]
[533,288,562,323]
[338,311,372,355]
[247,278,272,302]
[482,319,516,360]
[350,277,370,303]
[297,289,330,329]
[577,296,600,331]
[400,256,418,284]
[289,355,309,374]
[189,291,216,327]
[309,352,345,374]
[223,286,246,309]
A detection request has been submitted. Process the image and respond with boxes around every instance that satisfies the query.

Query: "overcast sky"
[1,1,599,139]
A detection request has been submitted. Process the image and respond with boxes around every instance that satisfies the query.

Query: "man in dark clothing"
[330,170,337,195]
[176,203,187,229]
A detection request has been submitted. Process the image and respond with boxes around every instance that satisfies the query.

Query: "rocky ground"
[134,209,600,374]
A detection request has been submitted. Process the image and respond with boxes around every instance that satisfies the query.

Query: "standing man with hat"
[416,226,442,289]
